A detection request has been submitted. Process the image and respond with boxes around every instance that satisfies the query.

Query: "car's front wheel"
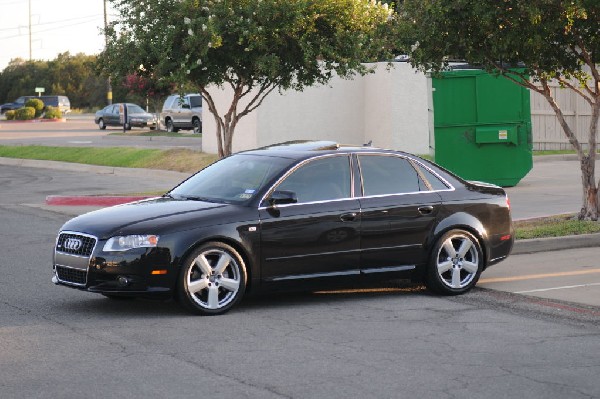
[98,118,106,130]
[426,229,483,295]
[177,242,247,315]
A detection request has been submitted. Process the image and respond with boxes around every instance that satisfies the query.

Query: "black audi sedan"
[53,141,514,315]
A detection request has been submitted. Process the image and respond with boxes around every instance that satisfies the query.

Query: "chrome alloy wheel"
[184,246,243,312]
[435,233,480,290]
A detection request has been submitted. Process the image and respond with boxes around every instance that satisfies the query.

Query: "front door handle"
[340,212,357,222]
[418,206,434,215]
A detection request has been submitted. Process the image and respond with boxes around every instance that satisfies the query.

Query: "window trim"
[259,153,354,209]
[355,153,454,199]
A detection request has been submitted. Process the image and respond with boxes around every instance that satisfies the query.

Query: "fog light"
[117,276,131,287]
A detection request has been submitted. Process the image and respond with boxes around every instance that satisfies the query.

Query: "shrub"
[15,107,36,120]
[5,110,16,120]
[25,98,44,117]
[43,106,62,119]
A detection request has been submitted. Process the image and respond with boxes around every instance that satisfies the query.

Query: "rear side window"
[414,163,449,191]
[358,155,424,196]
[189,95,202,108]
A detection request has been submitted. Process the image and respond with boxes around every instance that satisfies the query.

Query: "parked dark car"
[52,141,514,315]
[95,103,157,130]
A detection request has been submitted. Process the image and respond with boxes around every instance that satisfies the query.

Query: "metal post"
[28,0,32,61]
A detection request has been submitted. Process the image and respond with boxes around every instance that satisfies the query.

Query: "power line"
[0,17,101,40]
[0,14,102,32]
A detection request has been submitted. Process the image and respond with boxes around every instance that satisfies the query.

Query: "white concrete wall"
[202,62,431,155]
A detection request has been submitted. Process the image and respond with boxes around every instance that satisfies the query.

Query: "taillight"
[506,196,510,209]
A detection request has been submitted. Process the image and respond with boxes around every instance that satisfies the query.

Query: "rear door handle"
[418,206,434,215]
[340,212,357,222]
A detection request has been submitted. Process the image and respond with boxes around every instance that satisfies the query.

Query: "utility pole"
[103,0,113,105]
[28,0,32,60]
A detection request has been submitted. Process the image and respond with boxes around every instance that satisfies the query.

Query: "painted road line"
[515,282,600,294]
[479,268,600,284]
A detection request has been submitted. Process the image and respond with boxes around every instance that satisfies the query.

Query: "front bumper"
[53,232,174,297]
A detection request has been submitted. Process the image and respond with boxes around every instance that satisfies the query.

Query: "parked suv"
[160,94,202,133]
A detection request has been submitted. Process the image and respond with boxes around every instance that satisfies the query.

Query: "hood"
[60,197,237,239]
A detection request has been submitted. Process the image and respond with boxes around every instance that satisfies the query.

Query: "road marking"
[479,268,600,284]
[515,282,600,294]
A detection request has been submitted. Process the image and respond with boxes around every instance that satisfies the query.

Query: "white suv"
[160,94,202,133]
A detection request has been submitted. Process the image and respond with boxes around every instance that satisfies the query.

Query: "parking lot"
[0,119,599,398]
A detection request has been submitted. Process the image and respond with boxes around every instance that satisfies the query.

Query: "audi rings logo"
[64,238,83,251]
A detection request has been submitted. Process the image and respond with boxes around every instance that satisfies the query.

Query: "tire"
[166,118,178,133]
[425,229,483,295]
[98,118,106,130]
[192,118,202,134]
[177,242,247,315]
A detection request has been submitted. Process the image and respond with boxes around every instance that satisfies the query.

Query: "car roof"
[242,140,413,160]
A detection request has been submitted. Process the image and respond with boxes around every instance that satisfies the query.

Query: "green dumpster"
[432,69,532,187]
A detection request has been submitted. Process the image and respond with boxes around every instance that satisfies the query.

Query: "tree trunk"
[579,155,599,221]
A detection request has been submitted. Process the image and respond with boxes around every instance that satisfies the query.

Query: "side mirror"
[182,104,191,109]
[268,190,298,206]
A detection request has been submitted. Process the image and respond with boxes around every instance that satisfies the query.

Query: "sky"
[0,0,115,71]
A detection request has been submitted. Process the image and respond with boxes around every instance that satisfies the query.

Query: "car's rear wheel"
[177,242,246,315]
[426,229,483,295]
[98,118,106,130]
[166,118,178,133]
[192,118,202,134]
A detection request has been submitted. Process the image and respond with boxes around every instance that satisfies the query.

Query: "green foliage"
[102,0,394,156]
[397,0,599,80]
[0,53,110,109]
[43,106,62,119]
[4,110,16,120]
[25,98,44,117]
[15,107,36,120]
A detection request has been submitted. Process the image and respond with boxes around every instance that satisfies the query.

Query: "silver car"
[160,94,202,133]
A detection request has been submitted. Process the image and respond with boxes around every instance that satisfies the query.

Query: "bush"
[25,98,44,117]
[15,107,36,120]
[5,110,16,120]
[43,106,62,119]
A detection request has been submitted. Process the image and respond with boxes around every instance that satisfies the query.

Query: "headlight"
[103,235,159,252]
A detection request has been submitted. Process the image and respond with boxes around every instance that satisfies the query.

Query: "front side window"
[358,155,424,196]
[276,156,351,203]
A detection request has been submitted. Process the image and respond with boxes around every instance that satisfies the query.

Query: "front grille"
[55,265,87,285]
[56,233,97,256]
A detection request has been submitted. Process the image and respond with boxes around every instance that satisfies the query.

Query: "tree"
[396,0,600,220]
[101,0,393,157]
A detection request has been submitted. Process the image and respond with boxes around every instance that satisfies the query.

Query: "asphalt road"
[1,164,600,399]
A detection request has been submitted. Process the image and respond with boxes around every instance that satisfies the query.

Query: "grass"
[514,214,600,240]
[0,145,217,173]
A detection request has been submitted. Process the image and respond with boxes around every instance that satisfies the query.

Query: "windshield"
[169,154,293,204]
